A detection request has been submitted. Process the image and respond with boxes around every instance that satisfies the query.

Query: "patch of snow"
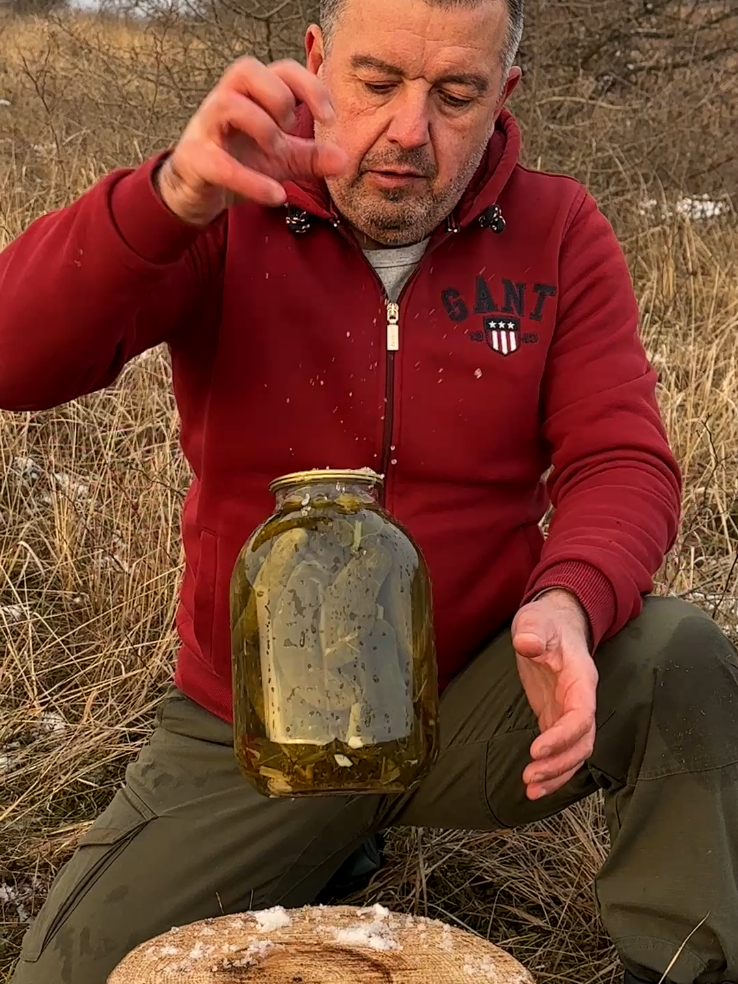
[13,456,41,485]
[1,604,28,623]
[334,754,353,768]
[0,99,10,107]
[333,906,400,951]
[639,195,729,222]
[0,883,31,923]
[38,711,67,735]
[54,472,89,500]
[0,748,21,775]
[211,940,275,973]
[254,906,292,932]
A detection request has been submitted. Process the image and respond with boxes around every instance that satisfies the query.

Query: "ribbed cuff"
[524,561,617,649]
[109,151,204,265]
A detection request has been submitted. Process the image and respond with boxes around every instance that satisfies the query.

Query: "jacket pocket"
[20,789,154,963]
[192,528,219,661]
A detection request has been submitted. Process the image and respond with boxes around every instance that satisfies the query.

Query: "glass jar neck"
[275,479,380,509]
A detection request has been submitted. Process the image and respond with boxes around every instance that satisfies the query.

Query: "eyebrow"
[350,55,490,95]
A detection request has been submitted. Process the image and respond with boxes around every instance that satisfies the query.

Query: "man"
[1,0,737,981]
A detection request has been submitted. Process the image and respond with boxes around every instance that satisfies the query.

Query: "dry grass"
[1,7,737,983]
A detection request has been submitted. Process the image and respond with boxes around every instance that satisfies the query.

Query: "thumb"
[512,606,552,660]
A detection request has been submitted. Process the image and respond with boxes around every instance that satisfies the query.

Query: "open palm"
[512,590,599,801]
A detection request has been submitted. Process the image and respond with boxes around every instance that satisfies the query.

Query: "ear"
[305,24,326,76]
[496,67,522,113]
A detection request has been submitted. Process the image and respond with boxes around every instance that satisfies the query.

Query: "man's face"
[307,0,519,247]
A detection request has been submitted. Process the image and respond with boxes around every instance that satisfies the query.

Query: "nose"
[385,84,431,149]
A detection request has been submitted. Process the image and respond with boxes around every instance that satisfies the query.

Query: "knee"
[597,597,738,778]
[620,596,737,685]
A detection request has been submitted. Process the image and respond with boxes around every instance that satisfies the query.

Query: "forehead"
[328,0,508,78]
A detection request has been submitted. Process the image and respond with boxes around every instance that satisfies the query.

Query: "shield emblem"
[484,317,520,357]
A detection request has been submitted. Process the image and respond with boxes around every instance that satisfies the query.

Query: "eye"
[364,82,397,95]
[439,92,474,110]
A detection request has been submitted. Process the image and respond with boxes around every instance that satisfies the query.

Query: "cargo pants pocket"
[20,788,155,963]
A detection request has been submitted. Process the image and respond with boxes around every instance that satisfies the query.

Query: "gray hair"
[320,0,524,73]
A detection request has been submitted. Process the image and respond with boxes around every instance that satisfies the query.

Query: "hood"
[284,106,522,233]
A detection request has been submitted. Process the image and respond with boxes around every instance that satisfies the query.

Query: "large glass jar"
[230,468,440,798]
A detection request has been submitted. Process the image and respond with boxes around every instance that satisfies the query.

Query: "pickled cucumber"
[230,475,439,798]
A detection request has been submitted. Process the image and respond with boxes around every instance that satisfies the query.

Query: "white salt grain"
[333,924,400,952]
[254,906,292,932]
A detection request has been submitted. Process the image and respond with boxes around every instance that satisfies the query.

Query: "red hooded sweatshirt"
[0,109,681,723]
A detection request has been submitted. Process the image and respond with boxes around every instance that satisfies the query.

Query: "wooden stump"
[107,904,534,984]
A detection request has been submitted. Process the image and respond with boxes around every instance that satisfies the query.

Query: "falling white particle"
[347,331,351,337]
[347,736,364,749]
[254,906,292,932]
[334,754,353,768]
[390,459,398,466]
[474,368,483,379]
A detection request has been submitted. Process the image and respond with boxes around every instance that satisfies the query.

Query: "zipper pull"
[386,301,400,352]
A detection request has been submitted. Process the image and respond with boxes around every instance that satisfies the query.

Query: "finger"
[186,141,287,207]
[270,59,336,125]
[526,765,581,801]
[223,57,299,131]
[523,730,594,786]
[530,706,594,761]
[201,90,285,157]
[281,134,349,179]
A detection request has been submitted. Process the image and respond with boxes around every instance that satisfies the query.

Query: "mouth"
[365,169,428,189]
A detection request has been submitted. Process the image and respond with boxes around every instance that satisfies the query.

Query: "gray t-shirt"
[363,240,429,302]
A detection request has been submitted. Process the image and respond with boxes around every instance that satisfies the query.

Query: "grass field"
[1,7,737,983]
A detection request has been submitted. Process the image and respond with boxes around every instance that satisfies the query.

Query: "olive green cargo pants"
[11,598,738,984]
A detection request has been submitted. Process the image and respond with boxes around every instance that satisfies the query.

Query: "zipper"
[380,301,400,483]
[324,202,462,508]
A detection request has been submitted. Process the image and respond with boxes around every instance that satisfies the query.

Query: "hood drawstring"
[445,213,461,234]
[286,203,506,235]
[478,204,506,234]
[285,206,312,235]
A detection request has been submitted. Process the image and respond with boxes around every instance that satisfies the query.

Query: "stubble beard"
[322,135,492,247]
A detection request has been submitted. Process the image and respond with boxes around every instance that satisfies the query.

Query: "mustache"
[359,148,438,179]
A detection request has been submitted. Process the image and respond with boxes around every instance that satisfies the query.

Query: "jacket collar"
[284,106,521,232]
